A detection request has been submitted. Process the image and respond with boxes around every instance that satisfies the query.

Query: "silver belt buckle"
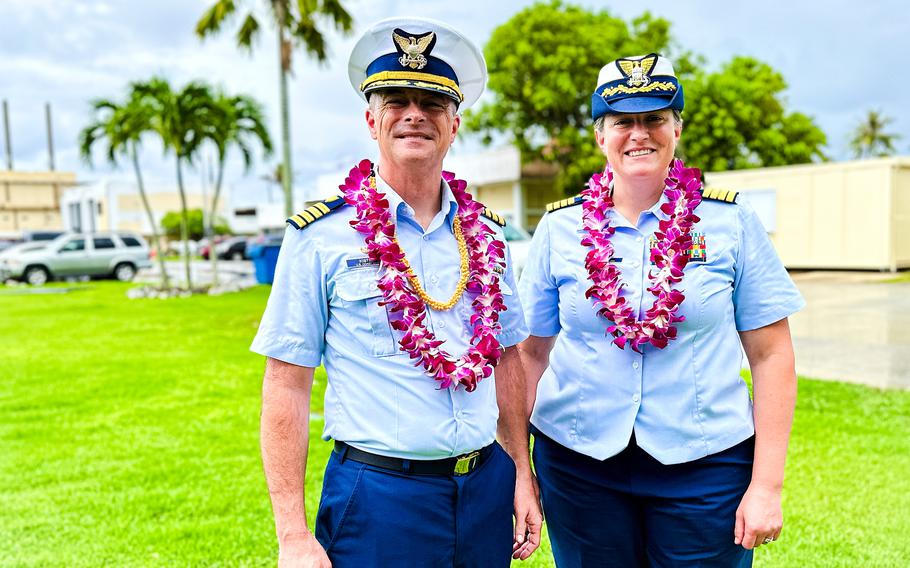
[453,450,480,475]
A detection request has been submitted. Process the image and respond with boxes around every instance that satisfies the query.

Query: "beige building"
[0,170,77,237]
[707,157,910,271]
[315,149,910,272]
[61,181,230,237]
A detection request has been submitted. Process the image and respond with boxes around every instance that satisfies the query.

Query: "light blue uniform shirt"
[519,192,804,465]
[251,173,528,460]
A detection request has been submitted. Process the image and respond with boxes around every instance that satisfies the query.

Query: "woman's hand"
[734,482,783,549]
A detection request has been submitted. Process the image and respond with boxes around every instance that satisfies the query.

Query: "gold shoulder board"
[480,207,506,227]
[700,187,739,204]
[545,195,583,213]
[287,195,347,230]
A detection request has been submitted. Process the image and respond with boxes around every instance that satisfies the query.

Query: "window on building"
[70,202,82,233]
[93,237,116,249]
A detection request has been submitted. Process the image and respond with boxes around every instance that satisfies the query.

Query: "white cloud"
[1,0,907,208]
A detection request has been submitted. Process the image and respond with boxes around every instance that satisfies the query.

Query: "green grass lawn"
[1,282,909,566]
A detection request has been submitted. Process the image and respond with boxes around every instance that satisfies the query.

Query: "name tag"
[346,257,379,270]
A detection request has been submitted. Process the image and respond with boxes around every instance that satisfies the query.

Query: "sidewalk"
[788,271,910,389]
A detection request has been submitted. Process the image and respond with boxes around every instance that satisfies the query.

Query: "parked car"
[0,232,152,285]
[22,230,65,242]
[213,236,249,261]
[0,239,22,254]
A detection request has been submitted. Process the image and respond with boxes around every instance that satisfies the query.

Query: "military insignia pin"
[688,232,707,262]
[392,28,436,70]
[617,53,658,88]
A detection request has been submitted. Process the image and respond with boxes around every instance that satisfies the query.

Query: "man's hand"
[278,532,332,568]
[511,470,543,560]
[734,482,783,550]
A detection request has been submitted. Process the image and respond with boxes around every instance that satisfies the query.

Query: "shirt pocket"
[334,269,399,357]
[460,280,514,335]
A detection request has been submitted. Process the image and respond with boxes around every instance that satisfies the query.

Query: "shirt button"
[631,260,640,268]
[632,394,640,403]
[438,320,447,329]
[430,274,439,284]
[632,361,640,369]
[422,235,429,241]
[636,236,643,243]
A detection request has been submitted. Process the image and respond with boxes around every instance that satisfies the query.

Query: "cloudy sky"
[1,0,907,208]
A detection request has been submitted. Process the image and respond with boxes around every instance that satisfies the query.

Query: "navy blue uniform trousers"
[315,441,516,567]
[533,429,754,567]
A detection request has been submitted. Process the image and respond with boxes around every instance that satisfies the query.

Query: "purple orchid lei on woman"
[341,159,506,392]
[581,158,703,352]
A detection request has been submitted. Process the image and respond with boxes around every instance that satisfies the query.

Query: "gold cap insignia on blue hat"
[393,29,436,70]
[591,53,684,119]
[348,17,488,108]
[617,54,657,88]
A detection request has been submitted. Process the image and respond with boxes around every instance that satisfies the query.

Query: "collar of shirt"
[581,188,672,232]
[376,172,459,233]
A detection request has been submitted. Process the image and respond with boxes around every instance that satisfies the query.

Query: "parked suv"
[0,232,152,285]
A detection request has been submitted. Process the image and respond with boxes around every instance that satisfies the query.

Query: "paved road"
[789,272,910,390]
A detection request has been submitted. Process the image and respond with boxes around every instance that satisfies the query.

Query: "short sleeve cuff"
[497,325,530,348]
[250,334,323,368]
[735,297,806,332]
[526,318,560,338]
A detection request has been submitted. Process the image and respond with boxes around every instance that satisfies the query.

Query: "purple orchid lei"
[341,159,506,392]
[581,158,703,352]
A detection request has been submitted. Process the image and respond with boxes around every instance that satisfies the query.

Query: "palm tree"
[850,110,901,159]
[195,0,353,218]
[204,91,273,285]
[134,78,218,290]
[78,91,173,289]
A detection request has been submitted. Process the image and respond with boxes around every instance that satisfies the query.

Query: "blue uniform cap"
[349,17,487,108]
[591,53,684,120]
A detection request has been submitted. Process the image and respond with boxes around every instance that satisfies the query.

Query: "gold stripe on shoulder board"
[287,195,347,230]
[481,207,506,227]
[546,195,583,213]
[701,187,738,203]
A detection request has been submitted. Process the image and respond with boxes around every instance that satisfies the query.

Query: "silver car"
[0,232,152,285]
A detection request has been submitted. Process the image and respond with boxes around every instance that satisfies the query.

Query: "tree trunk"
[131,142,171,289]
[207,156,226,288]
[175,159,193,290]
[277,20,294,218]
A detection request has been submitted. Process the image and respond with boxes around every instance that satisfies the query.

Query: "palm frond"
[195,0,238,38]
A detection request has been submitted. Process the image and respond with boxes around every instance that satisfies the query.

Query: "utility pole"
[2,100,12,170]
[45,102,55,171]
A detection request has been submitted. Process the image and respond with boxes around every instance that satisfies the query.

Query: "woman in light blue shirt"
[518,53,804,567]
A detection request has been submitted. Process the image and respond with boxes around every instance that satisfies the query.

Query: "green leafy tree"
[679,57,827,171]
[465,0,686,192]
[468,1,826,193]
[133,78,220,289]
[203,91,273,285]
[78,90,173,289]
[195,0,353,217]
[849,110,900,158]
[161,209,230,241]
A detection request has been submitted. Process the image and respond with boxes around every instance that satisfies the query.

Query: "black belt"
[334,441,495,476]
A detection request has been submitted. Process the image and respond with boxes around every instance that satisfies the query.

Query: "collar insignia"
[392,28,436,70]
[617,53,658,88]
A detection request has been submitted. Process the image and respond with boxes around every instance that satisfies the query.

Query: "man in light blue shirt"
[518,53,804,567]
[251,17,541,568]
